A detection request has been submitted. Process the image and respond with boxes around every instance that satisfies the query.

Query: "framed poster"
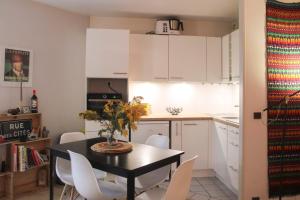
[0,47,33,87]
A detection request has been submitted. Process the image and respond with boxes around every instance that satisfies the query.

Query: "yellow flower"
[79,97,148,137]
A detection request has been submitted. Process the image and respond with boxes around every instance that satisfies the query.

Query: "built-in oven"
[87,93,122,118]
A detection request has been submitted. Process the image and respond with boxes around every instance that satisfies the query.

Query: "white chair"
[68,150,126,200]
[56,132,107,199]
[136,156,198,200]
[115,134,171,193]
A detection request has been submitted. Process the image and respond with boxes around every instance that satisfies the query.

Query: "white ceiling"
[33,0,238,21]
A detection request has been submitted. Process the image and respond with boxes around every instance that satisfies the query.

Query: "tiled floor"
[15,177,237,200]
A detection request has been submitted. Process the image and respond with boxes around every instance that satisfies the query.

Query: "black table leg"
[49,151,54,200]
[127,175,135,200]
[176,157,181,168]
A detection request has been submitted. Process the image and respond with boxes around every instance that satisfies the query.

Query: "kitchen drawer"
[228,126,239,137]
[228,126,239,145]
[215,122,227,132]
[228,142,239,170]
[228,132,239,148]
[131,121,169,144]
[228,165,239,191]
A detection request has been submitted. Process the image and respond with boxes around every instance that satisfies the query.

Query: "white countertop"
[141,113,239,128]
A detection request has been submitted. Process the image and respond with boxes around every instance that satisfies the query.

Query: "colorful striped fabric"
[267,0,300,197]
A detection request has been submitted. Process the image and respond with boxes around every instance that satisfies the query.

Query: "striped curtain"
[267,0,300,197]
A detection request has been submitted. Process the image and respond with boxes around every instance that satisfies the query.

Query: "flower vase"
[106,132,117,146]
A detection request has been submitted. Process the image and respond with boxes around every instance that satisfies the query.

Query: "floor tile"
[14,176,238,200]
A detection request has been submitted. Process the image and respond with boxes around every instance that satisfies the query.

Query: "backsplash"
[129,82,239,115]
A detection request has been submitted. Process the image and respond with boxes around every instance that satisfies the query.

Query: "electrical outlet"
[253,112,262,119]
[252,197,260,200]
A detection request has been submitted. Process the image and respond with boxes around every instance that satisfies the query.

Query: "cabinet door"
[231,29,240,79]
[222,34,230,81]
[182,120,209,170]
[171,121,182,170]
[169,36,207,82]
[213,122,228,181]
[129,34,169,81]
[207,37,222,83]
[86,28,129,78]
[171,121,182,151]
[131,121,169,144]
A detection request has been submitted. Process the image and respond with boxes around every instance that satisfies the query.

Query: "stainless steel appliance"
[155,18,184,35]
[87,93,122,118]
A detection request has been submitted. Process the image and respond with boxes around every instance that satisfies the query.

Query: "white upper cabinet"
[231,29,240,79]
[207,37,222,82]
[85,28,129,78]
[222,34,230,81]
[129,34,169,81]
[169,36,207,82]
[222,29,240,81]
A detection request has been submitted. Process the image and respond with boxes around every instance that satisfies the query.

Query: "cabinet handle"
[229,165,238,172]
[170,76,184,80]
[183,123,197,126]
[154,77,168,80]
[230,130,239,135]
[113,72,128,75]
[230,142,239,147]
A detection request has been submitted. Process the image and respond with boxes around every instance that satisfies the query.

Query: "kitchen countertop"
[141,113,239,128]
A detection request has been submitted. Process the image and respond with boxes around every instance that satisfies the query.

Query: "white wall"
[90,16,234,37]
[0,0,89,141]
[129,82,239,114]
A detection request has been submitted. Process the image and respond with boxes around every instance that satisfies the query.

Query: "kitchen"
[85,17,240,200]
[0,0,243,199]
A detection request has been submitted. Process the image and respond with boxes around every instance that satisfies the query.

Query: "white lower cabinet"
[85,120,129,141]
[131,121,169,144]
[171,120,209,170]
[213,122,229,181]
[212,121,239,193]
[171,121,182,151]
[182,121,209,170]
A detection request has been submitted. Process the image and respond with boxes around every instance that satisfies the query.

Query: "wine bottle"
[31,90,38,113]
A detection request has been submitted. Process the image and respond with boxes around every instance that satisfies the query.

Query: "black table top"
[50,137,184,177]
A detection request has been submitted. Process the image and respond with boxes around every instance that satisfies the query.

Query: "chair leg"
[70,186,74,200]
[73,189,80,200]
[60,184,67,200]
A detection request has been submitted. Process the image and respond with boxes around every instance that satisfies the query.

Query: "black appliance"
[87,93,122,118]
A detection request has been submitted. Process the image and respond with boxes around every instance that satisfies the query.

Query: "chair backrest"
[56,132,86,185]
[137,134,170,189]
[68,150,105,199]
[60,132,86,144]
[164,156,198,200]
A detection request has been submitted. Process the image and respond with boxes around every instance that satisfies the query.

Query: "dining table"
[49,137,184,200]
